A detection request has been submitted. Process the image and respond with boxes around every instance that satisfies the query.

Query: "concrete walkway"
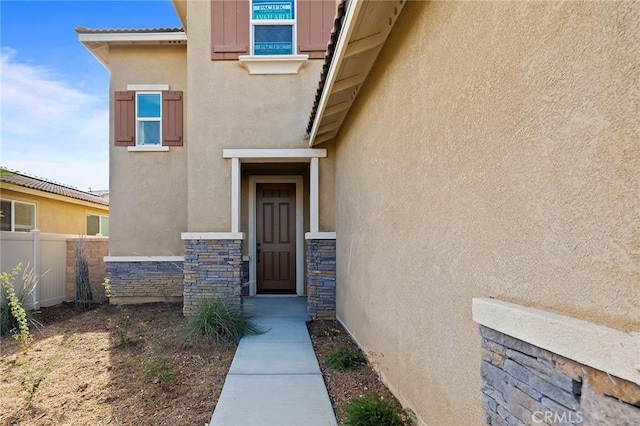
[210,297,337,426]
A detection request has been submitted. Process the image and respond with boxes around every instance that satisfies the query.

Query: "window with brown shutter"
[210,0,336,60]
[114,91,136,146]
[162,91,183,146]
[113,90,183,147]
[211,0,250,60]
[297,0,337,59]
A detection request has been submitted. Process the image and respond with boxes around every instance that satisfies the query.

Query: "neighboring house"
[78,1,639,425]
[0,169,109,235]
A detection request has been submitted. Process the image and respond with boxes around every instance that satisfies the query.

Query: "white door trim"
[249,176,304,296]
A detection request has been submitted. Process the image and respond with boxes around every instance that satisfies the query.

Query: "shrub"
[343,394,413,426]
[181,297,266,344]
[326,346,366,372]
[1,263,41,350]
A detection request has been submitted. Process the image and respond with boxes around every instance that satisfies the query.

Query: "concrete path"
[209,297,337,426]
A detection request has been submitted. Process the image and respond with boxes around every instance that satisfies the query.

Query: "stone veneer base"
[105,261,184,301]
[306,239,336,319]
[480,325,640,425]
[183,239,243,316]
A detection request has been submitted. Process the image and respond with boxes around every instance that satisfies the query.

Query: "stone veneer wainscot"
[105,259,184,303]
[306,238,336,319]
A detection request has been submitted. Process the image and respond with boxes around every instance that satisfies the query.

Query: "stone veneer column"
[306,238,336,319]
[182,237,243,316]
[104,259,184,304]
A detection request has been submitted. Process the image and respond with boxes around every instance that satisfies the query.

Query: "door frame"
[248,175,304,296]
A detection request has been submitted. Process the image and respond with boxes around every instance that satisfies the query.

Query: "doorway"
[256,183,296,294]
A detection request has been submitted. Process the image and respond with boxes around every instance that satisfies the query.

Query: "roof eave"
[77,31,187,69]
[307,0,407,147]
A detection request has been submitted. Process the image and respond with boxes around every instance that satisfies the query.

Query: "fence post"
[30,229,40,309]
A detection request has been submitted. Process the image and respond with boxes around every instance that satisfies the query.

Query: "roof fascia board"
[77,32,187,43]
[308,0,364,146]
[1,183,109,210]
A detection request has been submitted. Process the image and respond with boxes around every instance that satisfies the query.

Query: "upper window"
[87,214,109,236]
[1,199,36,232]
[251,0,296,55]
[114,89,183,148]
[136,92,162,145]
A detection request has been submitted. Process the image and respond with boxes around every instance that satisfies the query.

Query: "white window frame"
[135,91,162,146]
[1,199,36,232]
[250,0,297,56]
[86,214,109,236]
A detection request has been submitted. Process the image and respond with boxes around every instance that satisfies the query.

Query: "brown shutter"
[298,0,337,59]
[211,0,250,60]
[162,91,183,146]
[114,91,135,146]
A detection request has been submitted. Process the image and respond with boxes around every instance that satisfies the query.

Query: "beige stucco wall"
[0,187,108,235]
[333,1,639,425]
[107,45,187,256]
[185,0,335,233]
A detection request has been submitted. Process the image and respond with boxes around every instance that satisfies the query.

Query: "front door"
[256,183,296,294]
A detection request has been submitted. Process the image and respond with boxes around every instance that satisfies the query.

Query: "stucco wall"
[0,188,108,235]
[333,2,639,425]
[185,0,334,233]
[108,45,187,256]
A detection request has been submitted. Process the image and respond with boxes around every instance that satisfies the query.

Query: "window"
[114,89,183,148]
[1,199,36,232]
[136,92,161,145]
[251,0,296,55]
[211,0,337,61]
[87,214,109,236]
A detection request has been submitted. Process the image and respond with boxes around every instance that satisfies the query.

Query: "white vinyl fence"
[1,230,75,308]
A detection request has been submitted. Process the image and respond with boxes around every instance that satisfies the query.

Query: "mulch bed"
[1,303,409,425]
[307,319,409,423]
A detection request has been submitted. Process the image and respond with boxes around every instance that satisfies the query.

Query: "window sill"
[127,145,170,152]
[238,55,309,75]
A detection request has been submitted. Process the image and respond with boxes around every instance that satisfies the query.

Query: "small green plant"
[1,263,41,350]
[114,312,132,346]
[181,297,266,344]
[102,277,112,298]
[343,394,413,426]
[139,356,176,388]
[326,346,366,372]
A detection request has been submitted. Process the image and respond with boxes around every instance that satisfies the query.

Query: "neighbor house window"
[136,92,162,145]
[251,0,296,55]
[1,199,36,232]
[86,214,109,236]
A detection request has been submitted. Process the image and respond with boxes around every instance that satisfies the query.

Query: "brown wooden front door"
[256,183,296,294]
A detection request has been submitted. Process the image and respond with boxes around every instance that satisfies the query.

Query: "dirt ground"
[1,303,406,425]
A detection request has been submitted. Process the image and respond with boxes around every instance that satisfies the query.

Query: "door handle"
[256,243,261,263]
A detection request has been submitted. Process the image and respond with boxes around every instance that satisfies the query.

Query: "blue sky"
[1,0,181,191]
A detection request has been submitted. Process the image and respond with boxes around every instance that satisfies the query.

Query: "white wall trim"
[231,158,241,233]
[305,232,336,240]
[126,84,170,91]
[238,55,309,75]
[223,148,327,160]
[127,145,170,152]
[472,298,640,386]
[181,232,245,240]
[249,176,304,297]
[104,256,184,263]
[310,157,319,233]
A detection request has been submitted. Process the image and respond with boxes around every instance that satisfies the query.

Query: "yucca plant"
[181,297,266,344]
